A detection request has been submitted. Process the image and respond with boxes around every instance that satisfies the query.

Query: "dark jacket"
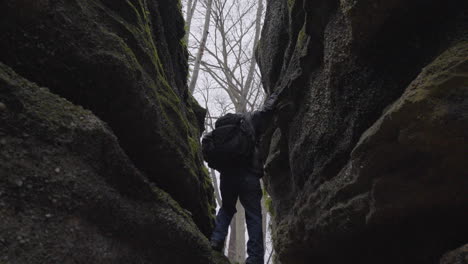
[242,90,278,176]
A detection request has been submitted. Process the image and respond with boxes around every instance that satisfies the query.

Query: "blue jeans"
[211,168,264,264]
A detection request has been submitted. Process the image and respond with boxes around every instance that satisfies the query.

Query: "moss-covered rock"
[0,63,227,263]
[258,0,468,263]
[0,0,214,236]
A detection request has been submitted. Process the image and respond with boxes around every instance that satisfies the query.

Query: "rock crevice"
[0,0,214,236]
[0,1,229,263]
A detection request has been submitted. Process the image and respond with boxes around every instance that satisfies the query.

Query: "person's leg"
[211,173,240,249]
[239,172,264,264]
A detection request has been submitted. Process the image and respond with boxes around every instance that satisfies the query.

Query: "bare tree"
[227,215,237,258]
[184,0,267,263]
[196,0,265,113]
[198,2,265,262]
[261,180,267,249]
[230,201,246,261]
[188,0,213,94]
[187,0,265,111]
[184,0,198,43]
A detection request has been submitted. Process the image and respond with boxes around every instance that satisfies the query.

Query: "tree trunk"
[227,201,246,263]
[184,0,198,44]
[235,201,246,262]
[188,0,213,94]
[210,168,222,206]
[261,180,267,251]
[228,216,237,260]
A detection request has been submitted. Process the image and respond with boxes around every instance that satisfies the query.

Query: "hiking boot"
[210,240,223,252]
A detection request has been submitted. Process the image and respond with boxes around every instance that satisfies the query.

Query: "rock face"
[0,64,227,263]
[440,244,468,264]
[0,0,214,236]
[0,0,224,263]
[257,0,468,263]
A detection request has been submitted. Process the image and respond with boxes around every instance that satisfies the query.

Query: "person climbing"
[202,88,282,264]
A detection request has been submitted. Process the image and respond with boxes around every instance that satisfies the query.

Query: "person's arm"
[251,88,283,136]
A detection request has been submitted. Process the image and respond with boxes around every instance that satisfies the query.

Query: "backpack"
[202,113,255,171]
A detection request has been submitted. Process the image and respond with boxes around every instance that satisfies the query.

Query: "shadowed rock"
[0,63,227,263]
[258,0,468,263]
[0,0,214,236]
[440,244,468,264]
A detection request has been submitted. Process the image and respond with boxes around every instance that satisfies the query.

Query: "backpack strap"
[240,113,256,142]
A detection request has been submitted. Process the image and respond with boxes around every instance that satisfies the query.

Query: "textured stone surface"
[0,0,214,236]
[440,244,468,264]
[0,63,224,264]
[258,0,468,263]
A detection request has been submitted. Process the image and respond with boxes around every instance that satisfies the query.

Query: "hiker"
[202,89,281,264]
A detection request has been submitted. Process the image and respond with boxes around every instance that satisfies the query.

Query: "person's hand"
[263,86,286,112]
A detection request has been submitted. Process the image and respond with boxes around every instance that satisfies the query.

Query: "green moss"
[263,191,274,216]
[203,171,212,187]
[99,0,214,230]
[109,30,191,160]
[118,10,192,166]
[296,24,308,50]
[125,0,170,88]
[104,16,208,231]
[0,63,93,133]
[106,7,197,169]
[188,136,200,158]
[151,185,191,220]
[287,0,295,11]
[2,0,215,238]
[201,167,216,220]
[201,166,210,177]
[180,37,188,49]
[177,0,182,11]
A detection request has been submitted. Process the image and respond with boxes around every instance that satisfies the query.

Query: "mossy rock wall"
[0,63,226,263]
[0,0,214,235]
[257,0,468,263]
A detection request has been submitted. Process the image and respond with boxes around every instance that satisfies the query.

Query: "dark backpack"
[202,113,255,171]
